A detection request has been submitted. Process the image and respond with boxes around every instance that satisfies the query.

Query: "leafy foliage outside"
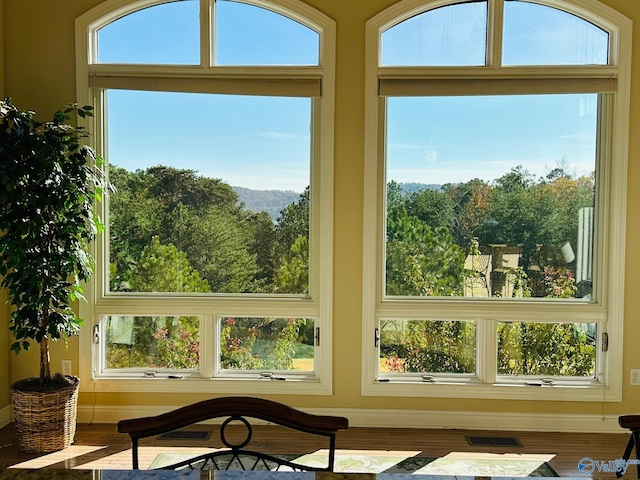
[381,163,596,376]
[106,166,311,370]
[105,160,596,377]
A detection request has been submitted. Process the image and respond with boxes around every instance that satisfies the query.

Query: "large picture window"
[76,0,335,394]
[363,0,630,401]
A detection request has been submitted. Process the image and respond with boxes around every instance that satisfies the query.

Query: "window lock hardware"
[144,371,156,377]
[541,378,554,386]
[93,324,100,344]
[260,372,285,381]
[602,332,609,352]
[315,327,320,346]
[422,375,435,383]
[374,328,380,347]
[376,378,390,382]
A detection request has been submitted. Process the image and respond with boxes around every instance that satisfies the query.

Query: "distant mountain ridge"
[397,182,442,194]
[233,186,302,221]
[233,183,440,222]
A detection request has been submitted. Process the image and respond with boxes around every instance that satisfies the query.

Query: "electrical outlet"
[62,360,72,376]
[631,369,640,385]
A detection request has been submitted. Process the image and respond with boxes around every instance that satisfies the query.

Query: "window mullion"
[200,315,215,378]
[201,0,213,67]
[593,92,613,306]
[477,319,497,384]
[486,0,504,69]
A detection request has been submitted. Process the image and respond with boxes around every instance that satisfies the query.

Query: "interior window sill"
[83,376,331,395]
[364,378,618,402]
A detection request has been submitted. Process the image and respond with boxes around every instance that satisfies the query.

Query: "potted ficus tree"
[0,98,110,452]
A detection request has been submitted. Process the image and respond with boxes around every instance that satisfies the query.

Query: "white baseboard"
[0,404,11,429]
[77,404,624,434]
[315,408,622,434]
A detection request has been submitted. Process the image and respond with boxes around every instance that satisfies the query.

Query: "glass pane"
[215,0,319,65]
[503,0,608,65]
[107,90,310,295]
[385,94,597,299]
[219,317,314,371]
[104,316,199,370]
[381,1,487,66]
[379,319,476,374]
[97,1,199,64]
[498,322,597,376]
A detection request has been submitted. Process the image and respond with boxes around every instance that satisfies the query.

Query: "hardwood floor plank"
[0,422,631,477]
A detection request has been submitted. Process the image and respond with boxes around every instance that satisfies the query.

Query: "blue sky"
[98,0,606,191]
[386,94,597,185]
[106,90,312,192]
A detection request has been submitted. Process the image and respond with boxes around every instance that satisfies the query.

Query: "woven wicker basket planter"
[10,375,79,453]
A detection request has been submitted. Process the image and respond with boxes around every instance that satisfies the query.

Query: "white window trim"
[75,0,335,395]
[362,0,631,402]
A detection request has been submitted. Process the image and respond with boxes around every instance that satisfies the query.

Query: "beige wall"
[0,0,9,411]
[1,0,639,423]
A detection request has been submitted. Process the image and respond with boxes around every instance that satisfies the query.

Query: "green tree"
[220,318,263,370]
[179,205,259,293]
[109,167,164,291]
[109,166,265,294]
[480,166,542,268]
[497,265,593,376]
[383,320,476,374]
[276,235,309,294]
[244,211,277,293]
[386,180,405,214]
[106,237,207,369]
[497,321,594,376]
[130,236,210,293]
[144,165,239,215]
[536,174,594,258]
[274,236,314,350]
[405,187,457,232]
[275,187,309,265]
[386,205,466,296]
[443,179,492,246]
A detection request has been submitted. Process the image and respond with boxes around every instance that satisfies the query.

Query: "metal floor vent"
[158,430,211,441]
[466,436,522,447]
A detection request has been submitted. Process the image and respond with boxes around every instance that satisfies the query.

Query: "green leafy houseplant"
[0,98,109,388]
[0,98,110,452]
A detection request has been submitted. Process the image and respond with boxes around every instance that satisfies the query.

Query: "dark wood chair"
[618,415,640,477]
[117,396,349,471]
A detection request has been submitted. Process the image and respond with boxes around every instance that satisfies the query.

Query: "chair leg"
[617,434,635,478]
[634,431,640,479]
[132,437,139,470]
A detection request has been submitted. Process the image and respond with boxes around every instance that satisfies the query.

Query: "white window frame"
[75,0,335,395]
[362,0,631,402]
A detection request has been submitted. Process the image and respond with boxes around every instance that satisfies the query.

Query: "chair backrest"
[117,396,349,471]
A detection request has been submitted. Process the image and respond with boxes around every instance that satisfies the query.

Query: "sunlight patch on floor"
[74,447,217,470]
[294,449,423,473]
[415,451,556,477]
[9,445,107,469]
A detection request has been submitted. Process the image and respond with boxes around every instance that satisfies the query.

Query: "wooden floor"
[0,422,632,477]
